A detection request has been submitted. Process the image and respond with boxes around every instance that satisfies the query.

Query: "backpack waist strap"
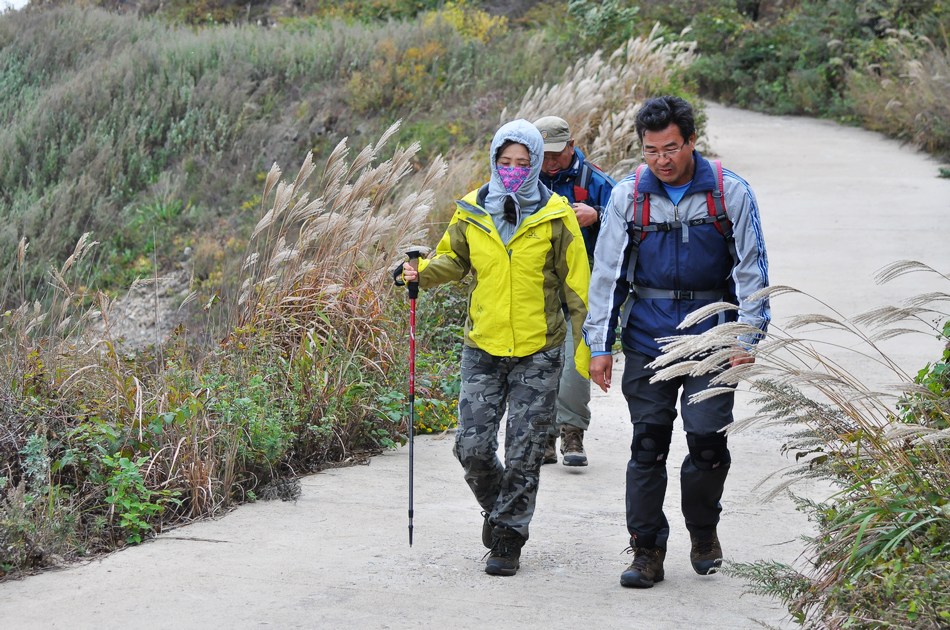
[633,285,725,301]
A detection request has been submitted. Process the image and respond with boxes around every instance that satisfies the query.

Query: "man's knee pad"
[686,432,732,471]
[631,423,672,466]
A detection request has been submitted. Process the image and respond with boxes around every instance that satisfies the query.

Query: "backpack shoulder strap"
[705,159,738,264]
[630,163,650,245]
[573,162,592,203]
[620,164,649,325]
[705,159,732,237]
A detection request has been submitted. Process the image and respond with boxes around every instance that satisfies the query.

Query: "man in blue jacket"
[534,116,615,467]
[584,96,770,588]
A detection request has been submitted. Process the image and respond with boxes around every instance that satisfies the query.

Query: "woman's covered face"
[496,142,531,193]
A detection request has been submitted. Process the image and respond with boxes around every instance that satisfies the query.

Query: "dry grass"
[504,25,697,177]
[652,264,949,452]
[848,34,950,156]
[235,121,443,347]
[648,260,950,627]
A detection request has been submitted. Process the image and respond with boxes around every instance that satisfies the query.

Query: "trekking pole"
[405,249,421,547]
[392,248,426,546]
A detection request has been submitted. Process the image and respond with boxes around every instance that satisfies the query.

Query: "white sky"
[1,0,29,10]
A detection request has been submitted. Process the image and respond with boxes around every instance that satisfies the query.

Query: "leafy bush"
[676,0,950,155]
[423,0,508,44]
[565,0,641,54]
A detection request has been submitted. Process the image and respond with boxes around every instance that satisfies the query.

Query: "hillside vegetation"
[0,0,691,577]
[1,1,948,627]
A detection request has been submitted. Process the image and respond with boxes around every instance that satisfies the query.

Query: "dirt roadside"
[1,103,948,629]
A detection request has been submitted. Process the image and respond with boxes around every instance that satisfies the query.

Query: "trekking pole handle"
[406,250,421,300]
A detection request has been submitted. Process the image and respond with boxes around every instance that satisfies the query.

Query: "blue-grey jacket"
[583,152,770,358]
[539,148,615,262]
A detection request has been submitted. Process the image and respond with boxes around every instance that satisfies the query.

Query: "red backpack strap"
[632,164,650,240]
[705,159,732,238]
[573,162,591,203]
[620,164,651,325]
[623,164,650,288]
[705,159,738,267]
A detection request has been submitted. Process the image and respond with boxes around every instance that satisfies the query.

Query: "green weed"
[100,452,180,544]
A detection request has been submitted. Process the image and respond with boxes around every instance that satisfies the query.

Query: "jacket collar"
[474,181,552,210]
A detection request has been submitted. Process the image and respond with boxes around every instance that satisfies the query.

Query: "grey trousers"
[555,317,591,431]
[453,345,563,540]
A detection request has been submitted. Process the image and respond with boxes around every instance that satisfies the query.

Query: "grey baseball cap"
[534,116,571,153]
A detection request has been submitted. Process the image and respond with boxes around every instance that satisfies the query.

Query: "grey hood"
[484,119,545,244]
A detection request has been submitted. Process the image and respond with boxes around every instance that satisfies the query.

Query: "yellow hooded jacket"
[417,187,591,378]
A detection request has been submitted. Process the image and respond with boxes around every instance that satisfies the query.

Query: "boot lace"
[561,430,582,453]
[483,532,520,560]
[622,545,660,571]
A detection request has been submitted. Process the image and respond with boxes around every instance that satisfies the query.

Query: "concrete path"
[1,103,948,629]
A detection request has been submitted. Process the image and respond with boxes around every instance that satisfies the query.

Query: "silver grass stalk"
[874,259,947,283]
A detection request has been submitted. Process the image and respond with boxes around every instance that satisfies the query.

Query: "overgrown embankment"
[0,1,691,581]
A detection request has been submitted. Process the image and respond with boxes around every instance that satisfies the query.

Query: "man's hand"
[730,349,755,367]
[572,202,598,228]
[590,354,613,393]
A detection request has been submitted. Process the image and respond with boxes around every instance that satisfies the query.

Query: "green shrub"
[565,0,641,54]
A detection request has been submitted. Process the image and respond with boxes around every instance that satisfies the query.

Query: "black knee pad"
[686,432,732,471]
[631,423,672,466]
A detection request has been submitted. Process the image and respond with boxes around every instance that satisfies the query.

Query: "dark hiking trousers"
[621,349,734,549]
[454,345,563,540]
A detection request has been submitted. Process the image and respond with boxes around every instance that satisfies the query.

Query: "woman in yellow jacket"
[401,119,590,576]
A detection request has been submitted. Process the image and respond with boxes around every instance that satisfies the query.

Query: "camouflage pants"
[454,345,563,540]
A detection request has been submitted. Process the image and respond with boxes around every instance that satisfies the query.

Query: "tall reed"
[649,261,950,628]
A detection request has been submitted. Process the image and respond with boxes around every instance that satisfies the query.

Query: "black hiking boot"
[484,527,525,576]
[542,433,557,464]
[620,542,666,588]
[560,427,588,467]
[481,511,493,549]
[689,529,723,575]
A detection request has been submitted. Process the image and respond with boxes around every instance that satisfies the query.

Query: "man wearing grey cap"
[534,115,616,467]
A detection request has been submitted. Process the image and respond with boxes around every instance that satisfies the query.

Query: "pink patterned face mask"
[497,165,531,193]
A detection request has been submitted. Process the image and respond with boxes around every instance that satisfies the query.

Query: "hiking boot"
[481,511,493,549]
[485,527,525,576]
[690,529,723,575]
[620,543,666,588]
[560,427,588,467]
[542,433,557,464]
